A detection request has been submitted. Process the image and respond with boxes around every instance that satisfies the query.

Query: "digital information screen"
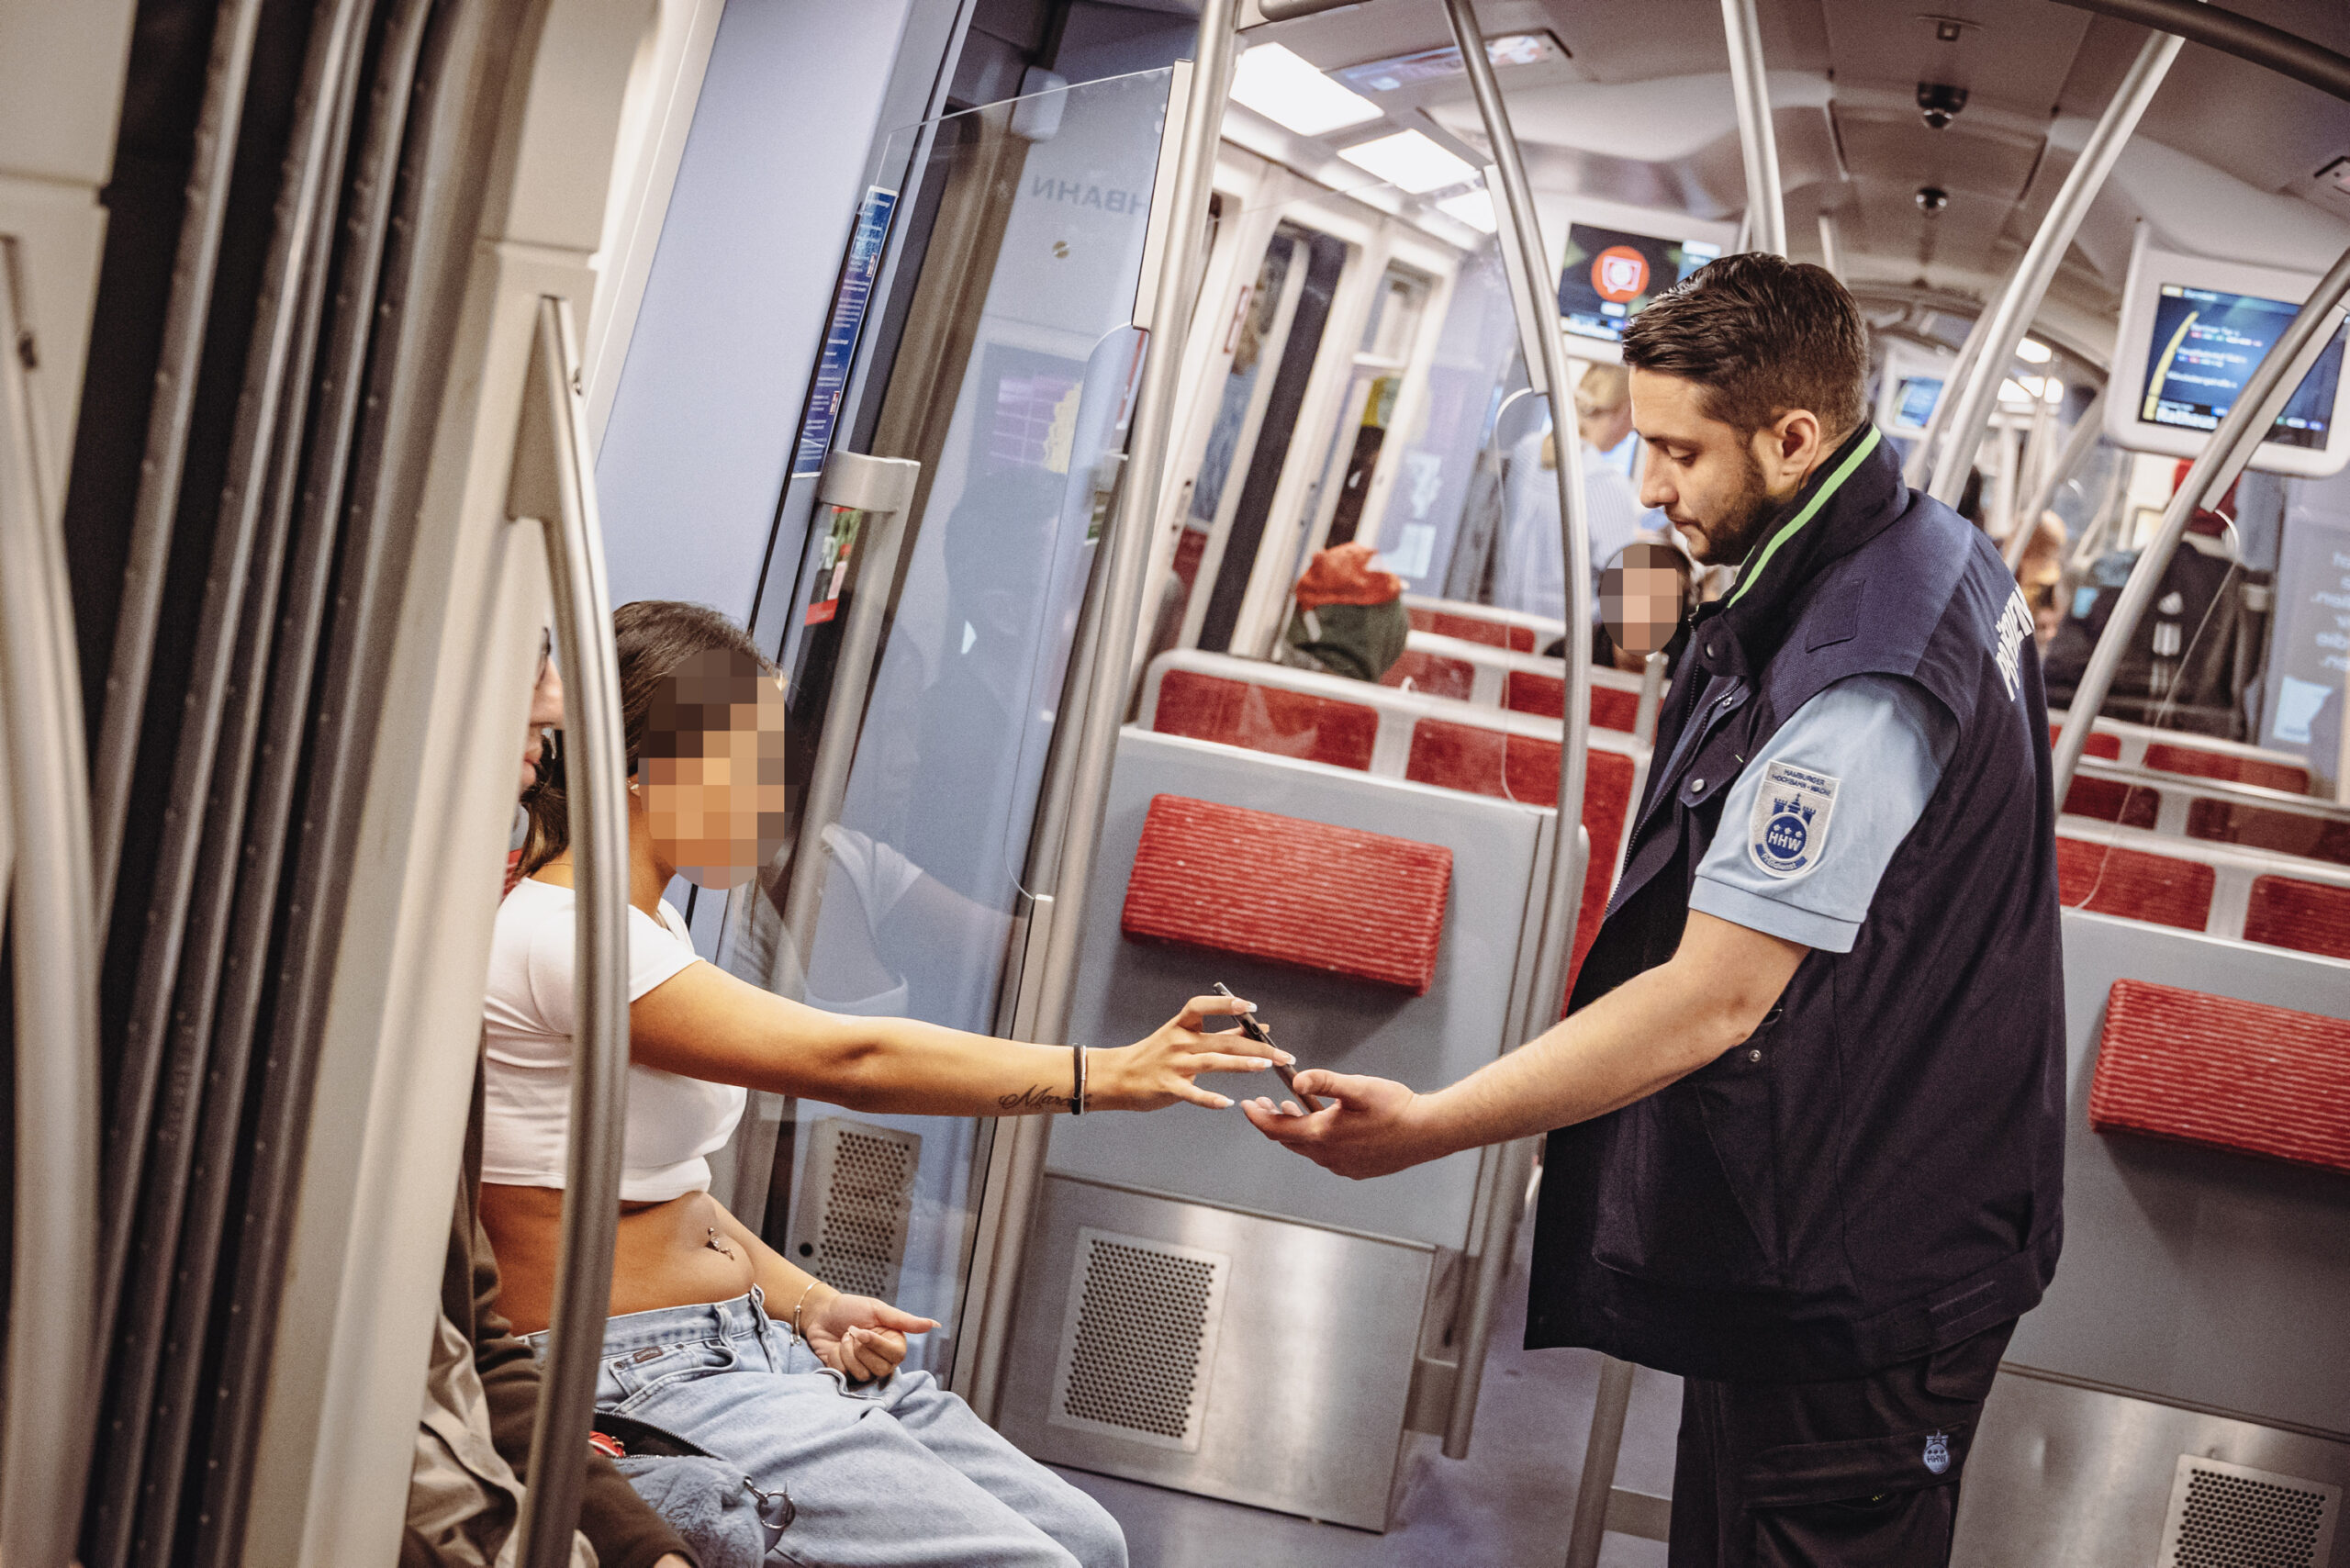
[1894,375,1943,430]
[2139,283,2349,451]
[1556,223,1720,346]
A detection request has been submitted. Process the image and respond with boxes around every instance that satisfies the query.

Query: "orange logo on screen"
[1591,246,1651,304]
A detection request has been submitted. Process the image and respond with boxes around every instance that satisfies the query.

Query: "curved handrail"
[504,296,632,1568]
[1927,28,2180,514]
[0,238,103,1568]
[2043,0,2350,101]
[2053,245,2350,800]
[1439,0,1596,1458]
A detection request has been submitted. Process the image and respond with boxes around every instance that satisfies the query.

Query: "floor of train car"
[1051,1207,1681,1567]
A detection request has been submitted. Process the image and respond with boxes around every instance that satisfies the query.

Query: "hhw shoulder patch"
[1748,759,1840,879]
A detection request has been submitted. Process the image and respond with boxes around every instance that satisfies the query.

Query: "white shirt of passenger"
[1687,675,1956,954]
[1496,431,1653,623]
[482,878,744,1203]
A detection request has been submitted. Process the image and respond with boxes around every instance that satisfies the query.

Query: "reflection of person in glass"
[486,601,1280,1567]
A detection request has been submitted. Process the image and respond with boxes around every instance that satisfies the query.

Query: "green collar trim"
[1724,426,1883,609]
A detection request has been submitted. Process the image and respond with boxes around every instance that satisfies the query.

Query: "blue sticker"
[1748,759,1840,879]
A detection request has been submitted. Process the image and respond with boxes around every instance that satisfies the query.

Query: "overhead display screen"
[1893,375,1944,430]
[1556,223,1720,346]
[2139,282,2349,451]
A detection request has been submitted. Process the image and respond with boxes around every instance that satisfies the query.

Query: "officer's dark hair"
[1620,252,1869,441]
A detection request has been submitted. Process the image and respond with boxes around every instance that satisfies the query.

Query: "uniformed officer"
[1246,253,2065,1568]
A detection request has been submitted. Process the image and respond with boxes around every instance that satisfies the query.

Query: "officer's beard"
[1678,446,1777,567]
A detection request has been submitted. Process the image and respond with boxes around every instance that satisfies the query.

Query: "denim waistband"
[522,1287,774,1357]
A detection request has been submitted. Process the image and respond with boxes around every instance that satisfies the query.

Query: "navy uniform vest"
[1525,424,2066,1383]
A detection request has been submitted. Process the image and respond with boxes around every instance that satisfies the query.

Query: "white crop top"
[482,878,747,1202]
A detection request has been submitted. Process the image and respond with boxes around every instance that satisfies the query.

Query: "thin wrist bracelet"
[1070,1044,1087,1115]
[790,1279,822,1339]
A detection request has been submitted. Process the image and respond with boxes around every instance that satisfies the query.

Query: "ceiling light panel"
[2015,338,2053,364]
[1230,43,1383,139]
[1337,130,1476,194]
[1436,190,1498,232]
[1332,32,1566,94]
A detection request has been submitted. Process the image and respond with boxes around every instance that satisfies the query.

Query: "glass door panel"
[721,68,1171,1377]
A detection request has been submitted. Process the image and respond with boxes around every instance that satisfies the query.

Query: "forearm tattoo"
[997,1083,1074,1112]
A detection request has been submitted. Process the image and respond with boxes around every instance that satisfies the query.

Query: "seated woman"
[482,600,1278,1568]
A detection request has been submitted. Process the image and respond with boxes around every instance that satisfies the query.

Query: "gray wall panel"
[2007,911,2350,1437]
[1046,729,1553,1249]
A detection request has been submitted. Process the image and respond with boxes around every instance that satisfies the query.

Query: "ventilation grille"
[2157,1454,2340,1568]
[1046,1228,1228,1453]
[790,1118,920,1301]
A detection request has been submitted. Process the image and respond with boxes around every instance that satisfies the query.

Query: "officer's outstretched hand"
[1240,1071,1442,1180]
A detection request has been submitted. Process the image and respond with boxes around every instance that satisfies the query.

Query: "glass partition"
[721,68,1171,1376]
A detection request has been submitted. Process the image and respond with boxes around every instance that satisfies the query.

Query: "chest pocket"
[1593,1013,1788,1292]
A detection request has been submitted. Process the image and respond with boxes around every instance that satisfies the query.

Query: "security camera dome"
[1917,82,1969,129]
[1915,185,1952,215]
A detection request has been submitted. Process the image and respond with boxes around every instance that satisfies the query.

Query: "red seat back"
[2089,979,2350,1175]
[1382,648,1474,701]
[1590,683,1639,733]
[1122,795,1452,993]
[1152,668,1378,770]
[2143,741,2309,796]
[2055,837,2212,930]
[1501,669,1639,733]
[2243,876,2350,960]
[2187,800,2350,868]
[2050,723,2121,760]
[2061,775,2158,827]
[1564,751,1639,1000]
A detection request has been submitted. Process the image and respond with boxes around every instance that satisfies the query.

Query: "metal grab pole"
[2054,246,2350,800]
[1027,30,1235,1057]
[1904,306,1995,489]
[776,452,922,976]
[1562,1356,1639,1568]
[1440,0,1595,1454]
[506,297,632,1568]
[2004,387,2105,572]
[1720,0,1785,257]
[1928,28,2182,512]
[0,238,103,1568]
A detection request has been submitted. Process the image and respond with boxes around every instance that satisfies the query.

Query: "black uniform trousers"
[1665,1320,2014,1568]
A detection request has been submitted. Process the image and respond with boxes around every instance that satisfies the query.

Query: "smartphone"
[1214,982,1323,1113]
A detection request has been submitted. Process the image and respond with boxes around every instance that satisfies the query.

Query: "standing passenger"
[1247,254,2065,1568]
[1495,363,1655,624]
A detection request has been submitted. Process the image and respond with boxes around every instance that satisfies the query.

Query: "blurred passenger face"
[1601,542,1693,655]
[1575,383,1634,454]
[1631,368,1825,567]
[520,628,565,796]
[637,649,791,888]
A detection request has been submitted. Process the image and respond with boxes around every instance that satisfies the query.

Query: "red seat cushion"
[1563,751,1639,1003]
[2243,876,2350,960]
[2061,775,2159,827]
[2089,980,2350,1175]
[2187,800,2350,868]
[1152,669,1378,770]
[1404,719,1565,803]
[1382,648,1474,701]
[1505,669,1563,719]
[2143,741,2309,796]
[1121,795,1451,993]
[2055,838,2212,930]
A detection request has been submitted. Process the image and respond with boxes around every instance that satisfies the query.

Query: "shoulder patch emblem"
[1922,1430,1952,1475]
[1748,759,1840,879]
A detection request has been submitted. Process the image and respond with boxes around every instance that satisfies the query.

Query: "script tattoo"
[997,1083,1073,1112]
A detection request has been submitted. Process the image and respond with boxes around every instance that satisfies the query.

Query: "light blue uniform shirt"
[1688,675,1956,954]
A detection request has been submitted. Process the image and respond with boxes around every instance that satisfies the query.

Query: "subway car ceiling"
[1232,0,2350,363]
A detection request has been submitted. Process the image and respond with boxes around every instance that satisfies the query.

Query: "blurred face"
[520,629,565,796]
[1575,387,1634,454]
[637,654,791,888]
[1601,541,1693,655]
[1632,369,1829,566]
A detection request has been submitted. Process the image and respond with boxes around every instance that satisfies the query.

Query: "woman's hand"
[1091,993,1288,1111]
[799,1285,938,1383]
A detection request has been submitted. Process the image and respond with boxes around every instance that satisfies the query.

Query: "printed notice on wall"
[790,185,899,478]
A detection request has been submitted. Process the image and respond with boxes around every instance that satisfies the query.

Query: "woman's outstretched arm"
[629,969,1281,1114]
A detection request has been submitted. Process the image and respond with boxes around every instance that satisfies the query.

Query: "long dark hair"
[518,599,777,876]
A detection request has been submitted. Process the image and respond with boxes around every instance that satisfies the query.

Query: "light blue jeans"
[537,1290,1124,1568]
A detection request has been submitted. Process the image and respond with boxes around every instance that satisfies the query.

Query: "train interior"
[2,0,2348,1563]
